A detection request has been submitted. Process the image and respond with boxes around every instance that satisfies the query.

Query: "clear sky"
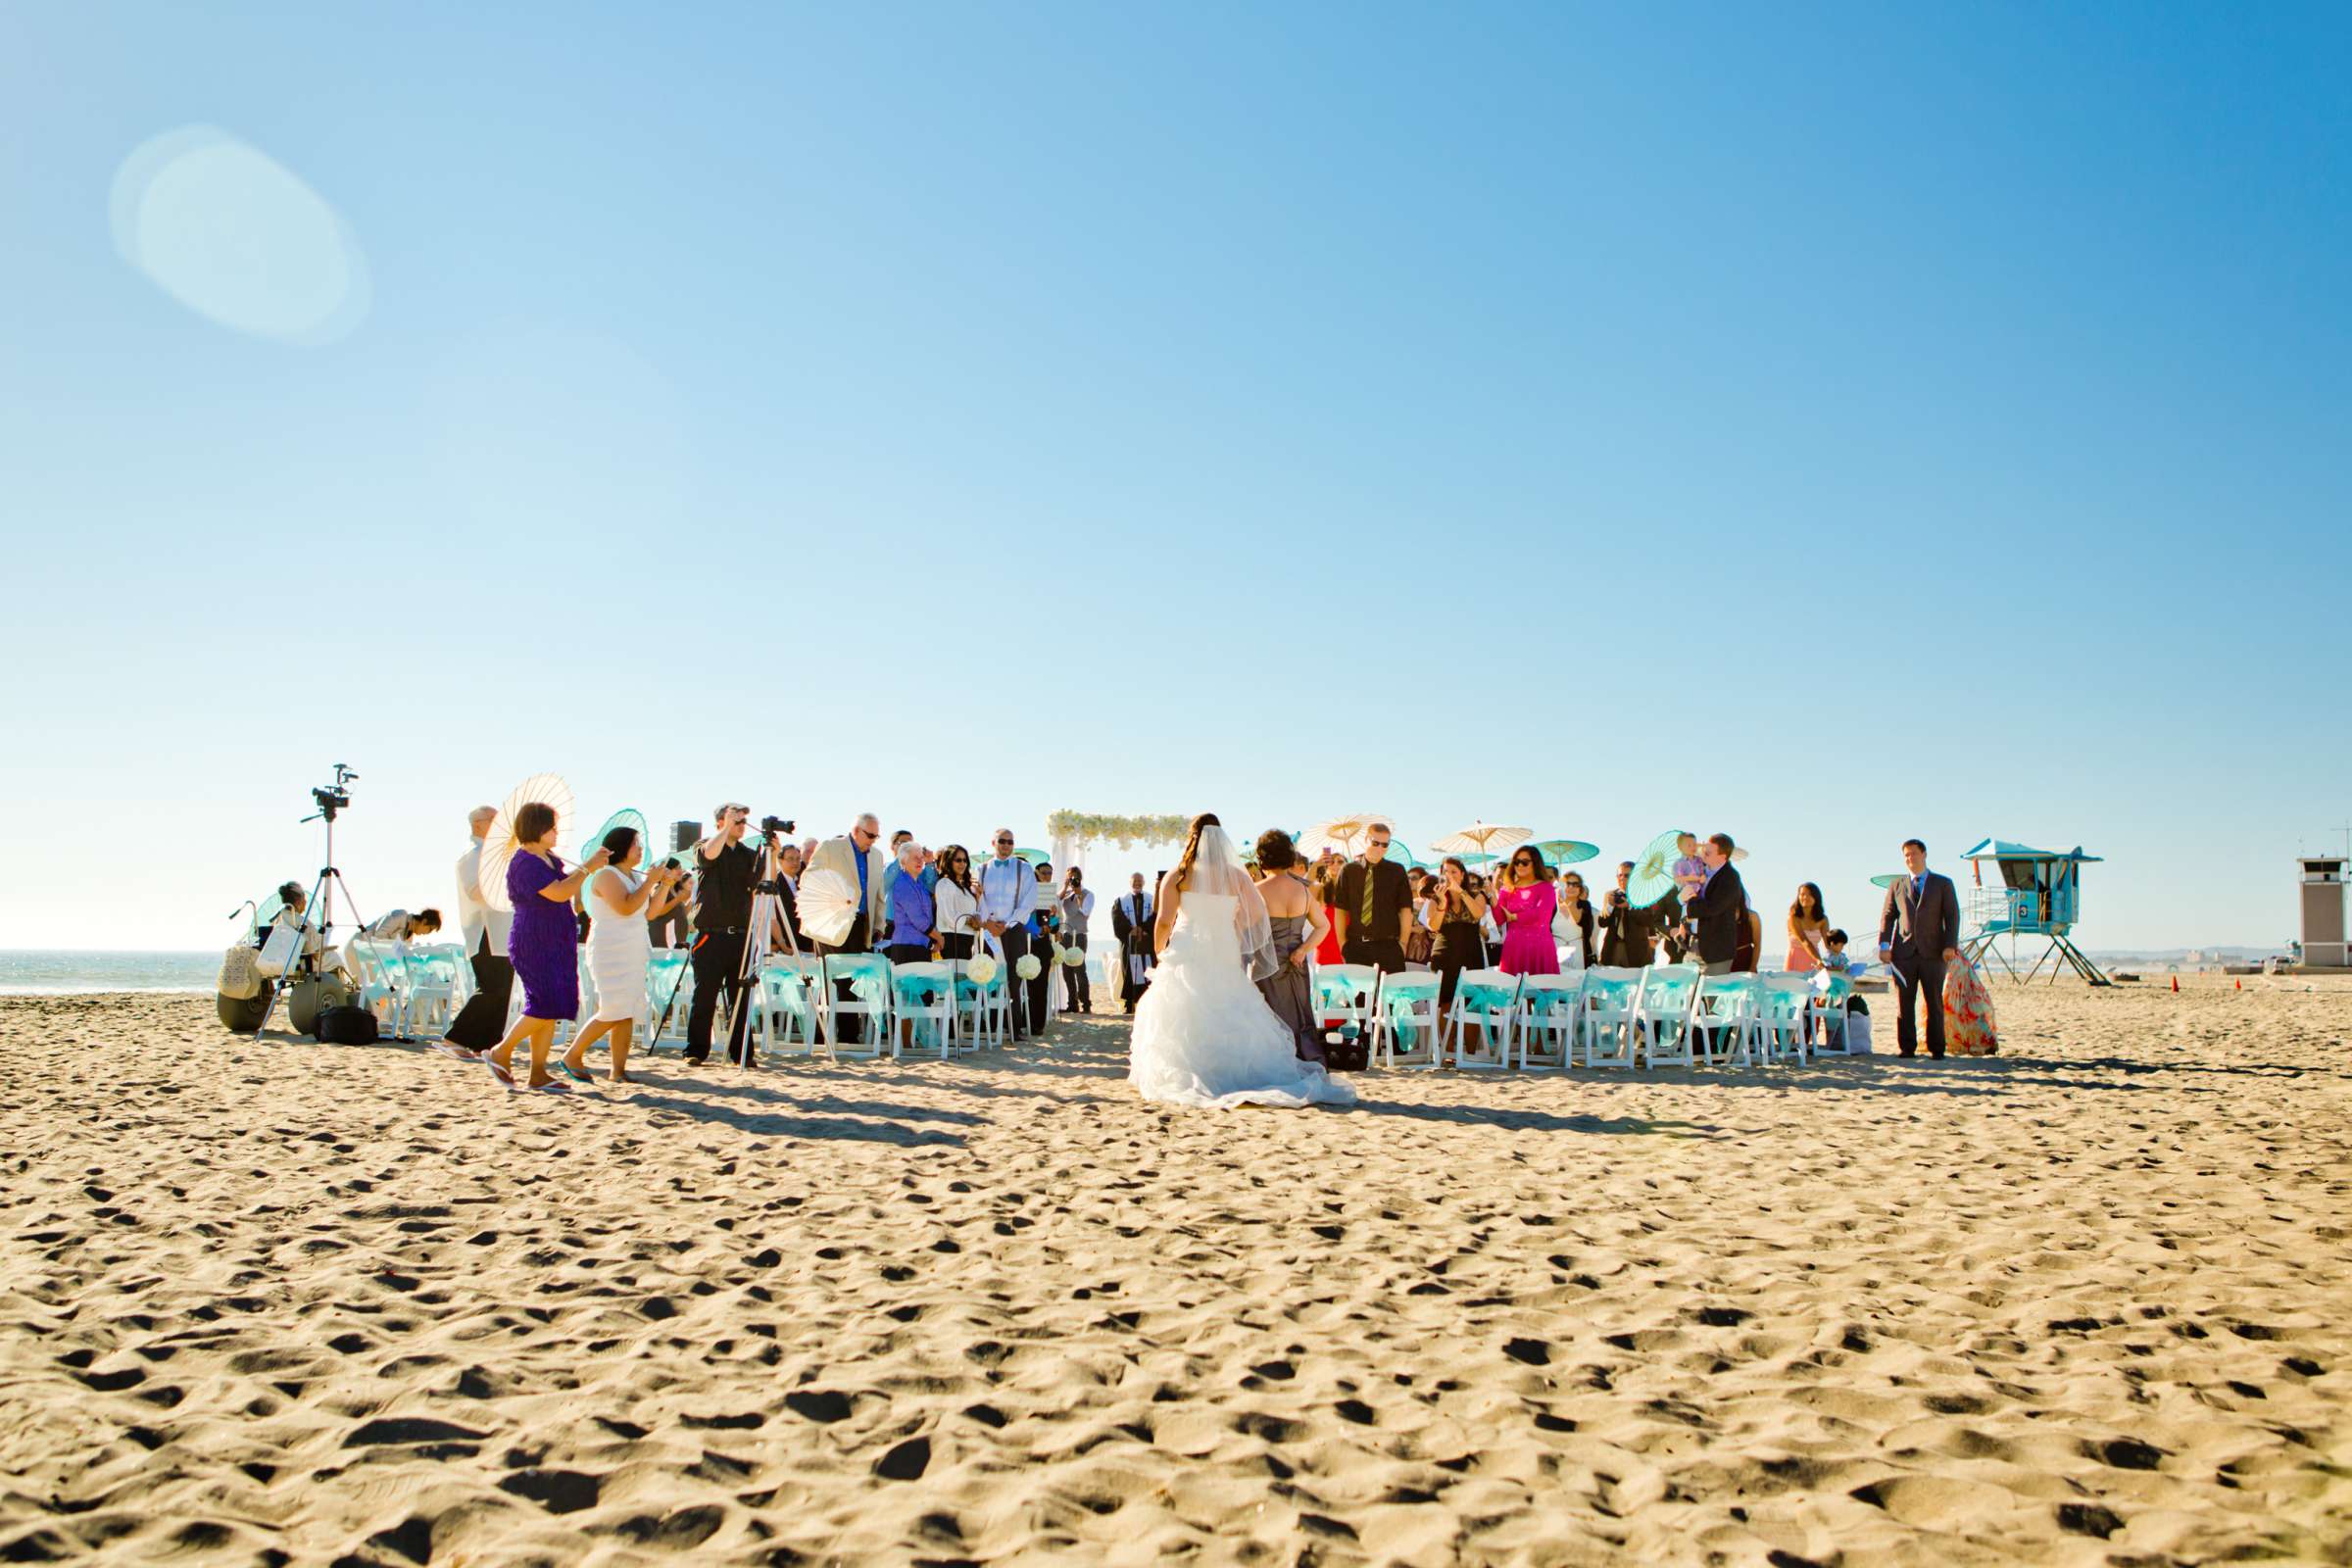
[3,2,2346,955]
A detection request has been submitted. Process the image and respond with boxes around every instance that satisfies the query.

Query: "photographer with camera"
[687,803,764,1065]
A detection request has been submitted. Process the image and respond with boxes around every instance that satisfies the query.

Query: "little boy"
[1670,832,1706,907]
[1820,928,1852,973]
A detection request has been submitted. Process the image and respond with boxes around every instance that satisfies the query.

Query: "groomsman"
[978,829,1043,1041]
[1111,872,1154,1013]
[1684,832,1746,975]
[1877,837,1962,1059]
[1334,823,1413,974]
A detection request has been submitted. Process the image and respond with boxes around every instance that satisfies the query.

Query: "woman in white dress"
[559,826,685,1085]
[1552,868,1596,974]
[1128,814,1356,1109]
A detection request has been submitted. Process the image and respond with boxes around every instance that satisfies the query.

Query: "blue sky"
[2,2,2346,953]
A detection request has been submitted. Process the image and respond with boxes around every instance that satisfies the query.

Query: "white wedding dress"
[1129,833,1356,1110]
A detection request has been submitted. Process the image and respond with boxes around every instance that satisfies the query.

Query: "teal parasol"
[1530,839,1600,866]
[583,808,649,866]
[1627,828,1688,906]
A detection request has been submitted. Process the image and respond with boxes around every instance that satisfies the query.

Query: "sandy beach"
[1,975,2346,1565]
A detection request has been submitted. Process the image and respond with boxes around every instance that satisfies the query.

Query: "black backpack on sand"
[315,1005,379,1046]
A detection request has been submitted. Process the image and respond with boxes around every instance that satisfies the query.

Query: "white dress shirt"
[978,855,1039,928]
[456,838,514,958]
[934,878,982,941]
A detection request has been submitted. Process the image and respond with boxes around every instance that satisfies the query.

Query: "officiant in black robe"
[1111,874,1154,1013]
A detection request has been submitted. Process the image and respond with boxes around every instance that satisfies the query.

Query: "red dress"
[1315,904,1345,965]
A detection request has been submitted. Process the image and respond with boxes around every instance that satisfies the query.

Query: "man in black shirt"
[1334,822,1413,974]
[688,803,760,1064]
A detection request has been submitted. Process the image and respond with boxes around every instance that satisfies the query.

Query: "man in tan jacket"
[808,813,889,1044]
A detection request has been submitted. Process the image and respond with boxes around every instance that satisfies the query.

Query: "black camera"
[760,815,795,836]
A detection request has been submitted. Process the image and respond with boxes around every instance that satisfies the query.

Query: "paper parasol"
[581,808,648,866]
[1870,873,1902,889]
[1530,839,1600,866]
[797,867,860,947]
[1382,840,1420,867]
[1299,814,1393,858]
[1011,847,1053,865]
[1431,821,1532,858]
[480,773,575,913]
[1626,828,1686,906]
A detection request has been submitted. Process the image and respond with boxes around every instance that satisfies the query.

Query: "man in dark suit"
[1684,832,1746,975]
[1110,872,1153,1014]
[1599,860,1659,967]
[1334,823,1413,974]
[1878,837,1962,1058]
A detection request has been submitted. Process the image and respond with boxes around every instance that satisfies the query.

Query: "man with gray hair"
[442,805,515,1053]
[808,812,889,1045]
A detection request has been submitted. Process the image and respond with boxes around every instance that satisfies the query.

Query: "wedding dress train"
[1128,854,1356,1111]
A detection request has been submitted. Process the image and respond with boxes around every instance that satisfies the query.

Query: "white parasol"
[1299,813,1396,858]
[479,773,575,913]
[797,867,860,947]
[1430,821,1533,858]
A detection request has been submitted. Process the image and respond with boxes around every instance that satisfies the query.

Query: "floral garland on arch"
[1046,810,1192,850]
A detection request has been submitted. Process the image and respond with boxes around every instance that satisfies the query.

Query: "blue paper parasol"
[1531,839,1600,866]
[1627,828,1688,906]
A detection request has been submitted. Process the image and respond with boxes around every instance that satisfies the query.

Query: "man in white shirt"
[976,827,1042,1042]
[443,806,515,1052]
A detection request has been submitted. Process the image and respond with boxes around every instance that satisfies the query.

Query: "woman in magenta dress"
[1492,844,1561,977]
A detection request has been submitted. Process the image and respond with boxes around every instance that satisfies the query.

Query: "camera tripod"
[256,765,376,1038]
[653,831,824,1064]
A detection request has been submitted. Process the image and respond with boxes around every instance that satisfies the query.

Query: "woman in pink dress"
[1785,882,1829,973]
[1492,845,1561,976]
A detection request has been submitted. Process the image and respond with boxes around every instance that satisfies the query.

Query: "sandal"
[555,1059,595,1086]
[484,1058,516,1090]
[427,1041,478,1061]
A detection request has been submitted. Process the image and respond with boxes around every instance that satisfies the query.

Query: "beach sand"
[1,976,2346,1565]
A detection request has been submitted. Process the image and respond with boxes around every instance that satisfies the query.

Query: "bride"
[1128,814,1356,1109]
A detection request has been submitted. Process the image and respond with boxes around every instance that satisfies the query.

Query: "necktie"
[1358,866,1376,930]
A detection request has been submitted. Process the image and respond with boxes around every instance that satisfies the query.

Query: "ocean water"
[0,951,218,996]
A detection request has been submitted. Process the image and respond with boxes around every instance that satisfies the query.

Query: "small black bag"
[1322,1023,1369,1073]
[315,1004,379,1046]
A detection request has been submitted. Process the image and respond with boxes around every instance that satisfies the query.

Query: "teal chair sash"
[1458,978,1518,1013]
[828,955,892,1005]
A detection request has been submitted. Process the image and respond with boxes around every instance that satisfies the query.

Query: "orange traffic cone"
[2235,978,2243,991]
[2171,975,2180,994]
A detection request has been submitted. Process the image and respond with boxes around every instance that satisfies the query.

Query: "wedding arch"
[1044,809,1191,870]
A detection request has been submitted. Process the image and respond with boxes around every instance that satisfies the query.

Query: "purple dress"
[508,852,580,1021]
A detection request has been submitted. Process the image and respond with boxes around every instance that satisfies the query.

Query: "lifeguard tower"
[1958,839,2110,985]
[2298,857,2347,967]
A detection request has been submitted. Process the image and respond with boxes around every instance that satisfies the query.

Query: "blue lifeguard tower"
[1958,839,2110,985]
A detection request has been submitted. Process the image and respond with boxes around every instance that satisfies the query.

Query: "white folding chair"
[1446,969,1520,1069]
[1756,973,1814,1064]
[1512,974,1583,1069]
[758,957,822,1057]
[1576,966,1645,1068]
[407,945,462,1032]
[1310,963,1382,1056]
[645,951,694,1053]
[1370,972,1442,1069]
[1630,962,1701,1067]
[955,955,1009,1051]
[1689,972,1760,1065]
[891,960,957,1060]
[821,954,895,1060]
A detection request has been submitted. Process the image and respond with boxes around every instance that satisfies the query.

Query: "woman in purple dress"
[486,801,606,1092]
[1492,844,1562,977]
